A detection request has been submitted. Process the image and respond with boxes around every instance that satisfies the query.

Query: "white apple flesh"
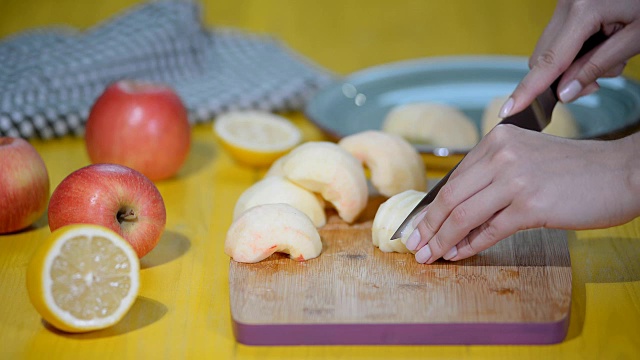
[47,163,166,258]
[0,137,50,234]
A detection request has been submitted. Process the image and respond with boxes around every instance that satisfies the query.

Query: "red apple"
[0,137,50,233]
[48,163,166,258]
[84,80,191,181]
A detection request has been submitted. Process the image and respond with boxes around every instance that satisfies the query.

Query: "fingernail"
[411,207,428,228]
[498,97,514,118]
[443,246,458,260]
[559,80,582,103]
[406,229,421,251]
[415,244,432,264]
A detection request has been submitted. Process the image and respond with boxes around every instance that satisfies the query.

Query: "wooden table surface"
[1,0,639,359]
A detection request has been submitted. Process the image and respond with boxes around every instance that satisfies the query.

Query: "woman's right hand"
[499,0,640,118]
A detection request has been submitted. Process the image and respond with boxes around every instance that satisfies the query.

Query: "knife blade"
[389,31,608,241]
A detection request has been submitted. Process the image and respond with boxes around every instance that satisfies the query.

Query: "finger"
[405,206,431,251]
[577,82,600,98]
[557,24,640,103]
[602,63,626,78]
[417,181,512,264]
[560,61,624,90]
[529,3,570,69]
[408,218,432,252]
[500,19,595,118]
[446,206,522,261]
[407,158,494,252]
[408,125,519,252]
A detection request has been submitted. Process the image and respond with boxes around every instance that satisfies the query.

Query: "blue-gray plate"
[305,56,640,155]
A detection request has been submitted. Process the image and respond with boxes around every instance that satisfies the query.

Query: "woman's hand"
[499,0,640,118]
[405,126,640,264]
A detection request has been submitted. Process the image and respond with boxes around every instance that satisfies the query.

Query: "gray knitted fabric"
[0,0,333,139]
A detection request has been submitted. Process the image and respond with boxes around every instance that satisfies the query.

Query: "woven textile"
[0,0,333,139]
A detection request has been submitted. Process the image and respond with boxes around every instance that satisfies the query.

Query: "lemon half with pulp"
[214,111,302,167]
[26,224,140,333]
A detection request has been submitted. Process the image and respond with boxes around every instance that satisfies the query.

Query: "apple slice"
[225,203,322,263]
[280,141,368,223]
[383,102,479,148]
[233,176,326,228]
[372,189,426,253]
[339,130,427,197]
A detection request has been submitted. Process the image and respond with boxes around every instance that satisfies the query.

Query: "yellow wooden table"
[1,1,639,359]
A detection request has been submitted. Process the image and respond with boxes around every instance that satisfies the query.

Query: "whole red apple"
[0,137,50,234]
[84,80,191,181]
[48,163,166,258]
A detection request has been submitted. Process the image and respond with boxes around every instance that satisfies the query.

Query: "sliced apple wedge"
[225,203,322,263]
[233,176,326,228]
[280,141,368,223]
[339,130,427,197]
[372,189,426,253]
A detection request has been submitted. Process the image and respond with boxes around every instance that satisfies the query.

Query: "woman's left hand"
[405,125,640,264]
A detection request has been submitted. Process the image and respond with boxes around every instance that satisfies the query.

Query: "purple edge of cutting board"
[231,310,571,346]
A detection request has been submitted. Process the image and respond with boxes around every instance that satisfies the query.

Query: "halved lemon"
[213,111,302,167]
[26,224,140,333]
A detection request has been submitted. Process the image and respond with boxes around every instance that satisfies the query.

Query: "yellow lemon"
[213,111,302,167]
[26,224,140,333]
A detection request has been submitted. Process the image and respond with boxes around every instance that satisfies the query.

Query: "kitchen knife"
[390,31,608,241]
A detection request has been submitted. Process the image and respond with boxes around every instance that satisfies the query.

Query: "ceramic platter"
[305,56,640,155]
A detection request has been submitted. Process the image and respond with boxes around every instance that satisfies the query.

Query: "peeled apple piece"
[339,130,427,197]
[280,141,368,223]
[233,176,326,227]
[264,155,287,178]
[225,203,322,263]
[372,189,426,253]
[383,102,479,148]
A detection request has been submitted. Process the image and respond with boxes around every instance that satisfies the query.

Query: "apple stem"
[117,208,137,223]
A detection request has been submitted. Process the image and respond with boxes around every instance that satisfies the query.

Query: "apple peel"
[225,203,322,263]
[0,137,50,234]
[47,163,166,258]
[84,80,191,181]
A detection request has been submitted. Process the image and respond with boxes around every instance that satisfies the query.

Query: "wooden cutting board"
[228,196,572,346]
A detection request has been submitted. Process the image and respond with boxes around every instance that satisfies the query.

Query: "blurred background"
[1,4,639,356]
[1,0,639,79]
